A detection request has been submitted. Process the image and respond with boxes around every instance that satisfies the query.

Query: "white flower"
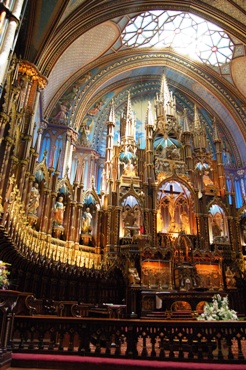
[197,294,238,321]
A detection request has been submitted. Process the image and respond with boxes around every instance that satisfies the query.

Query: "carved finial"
[193,105,201,130]
[145,101,154,126]
[108,99,115,124]
[55,148,62,172]
[213,117,221,142]
[160,71,170,106]
[183,108,190,132]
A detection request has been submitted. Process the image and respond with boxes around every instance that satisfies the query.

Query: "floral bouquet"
[197,294,238,321]
[0,261,11,289]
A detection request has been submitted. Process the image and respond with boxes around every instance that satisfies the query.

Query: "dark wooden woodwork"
[0,228,128,305]
[11,315,246,364]
[0,290,20,369]
[140,290,227,319]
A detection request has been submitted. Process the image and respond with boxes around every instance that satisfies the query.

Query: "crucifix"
[164,184,181,232]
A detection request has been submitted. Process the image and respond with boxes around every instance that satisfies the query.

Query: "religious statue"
[180,211,190,234]
[225,266,236,289]
[168,193,176,221]
[53,196,65,227]
[52,101,70,125]
[157,208,163,232]
[128,262,141,285]
[62,83,79,102]
[211,218,222,239]
[168,193,178,232]
[203,170,214,186]
[161,146,167,158]
[88,99,104,116]
[124,209,136,226]
[123,209,139,237]
[123,159,137,176]
[170,147,180,159]
[28,182,40,215]
[222,148,233,166]
[81,207,92,234]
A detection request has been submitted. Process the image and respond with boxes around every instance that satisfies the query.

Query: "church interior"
[1,0,246,368]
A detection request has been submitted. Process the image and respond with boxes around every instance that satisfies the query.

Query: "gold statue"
[28,183,40,215]
[168,193,178,232]
[123,159,137,176]
[128,262,140,285]
[81,207,93,234]
[225,266,236,289]
[203,171,214,186]
[180,211,190,234]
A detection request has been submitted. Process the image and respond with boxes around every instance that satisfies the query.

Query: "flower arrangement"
[0,261,11,289]
[197,294,238,321]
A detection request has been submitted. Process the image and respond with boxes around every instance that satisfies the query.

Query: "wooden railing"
[11,315,246,364]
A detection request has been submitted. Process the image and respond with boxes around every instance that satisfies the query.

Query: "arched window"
[54,135,63,172]
[97,165,103,194]
[226,176,232,205]
[235,177,243,209]
[70,156,79,184]
[39,133,51,162]
[208,204,228,243]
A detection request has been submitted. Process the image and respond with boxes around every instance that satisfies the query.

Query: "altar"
[127,289,226,319]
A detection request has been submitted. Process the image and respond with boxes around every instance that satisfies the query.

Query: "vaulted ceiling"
[17,0,246,166]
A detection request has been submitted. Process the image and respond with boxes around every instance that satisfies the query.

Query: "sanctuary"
[0,3,246,367]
